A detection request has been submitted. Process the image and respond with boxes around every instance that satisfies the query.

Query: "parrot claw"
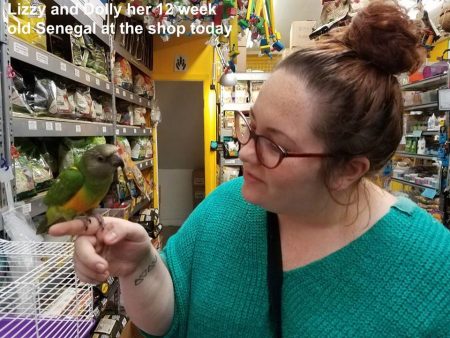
[80,214,105,232]
[93,214,105,229]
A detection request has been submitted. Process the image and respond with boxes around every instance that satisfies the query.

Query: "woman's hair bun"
[344,1,424,74]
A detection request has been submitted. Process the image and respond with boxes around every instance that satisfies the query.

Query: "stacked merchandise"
[114,57,154,98]
[11,69,113,122]
[72,34,109,81]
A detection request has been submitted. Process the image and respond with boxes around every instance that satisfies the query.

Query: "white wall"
[156,81,204,226]
[159,169,194,226]
[274,0,322,48]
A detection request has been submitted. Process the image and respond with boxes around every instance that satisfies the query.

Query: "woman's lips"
[243,170,263,183]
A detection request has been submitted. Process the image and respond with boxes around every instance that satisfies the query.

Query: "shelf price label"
[130,94,134,100]
[139,98,142,103]
[116,88,120,95]
[22,203,31,214]
[13,42,29,57]
[75,125,81,133]
[60,62,67,72]
[45,122,53,131]
[115,129,120,135]
[55,123,62,131]
[28,120,37,130]
[95,78,100,86]
[102,126,107,133]
[36,52,48,65]
[106,83,110,90]
[133,128,137,134]
[123,91,127,97]
[75,69,80,78]
[123,128,127,133]
[86,74,91,83]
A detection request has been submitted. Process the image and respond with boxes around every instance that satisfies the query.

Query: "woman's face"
[239,70,330,216]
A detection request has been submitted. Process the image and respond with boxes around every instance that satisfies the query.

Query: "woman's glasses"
[234,110,333,169]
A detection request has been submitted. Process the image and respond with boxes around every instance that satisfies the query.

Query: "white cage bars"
[0,240,95,337]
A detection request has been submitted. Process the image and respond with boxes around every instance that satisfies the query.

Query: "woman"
[50,2,450,337]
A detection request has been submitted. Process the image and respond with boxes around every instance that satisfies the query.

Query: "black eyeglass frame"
[234,110,334,169]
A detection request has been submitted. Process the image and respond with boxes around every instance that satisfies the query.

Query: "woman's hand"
[49,216,152,284]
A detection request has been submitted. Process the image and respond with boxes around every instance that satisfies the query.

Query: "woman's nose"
[238,137,259,165]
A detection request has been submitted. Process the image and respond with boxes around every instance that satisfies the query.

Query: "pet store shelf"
[222,103,253,111]
[131,197,151,216]
[113,42,152,76]
[401,74,447,91]
[234,73,271,81]
[20,191,47,218]
[405,130,440,137]
[404,102,438,111]
[114,86,152,108]
[52,0,110,45]
[395,152,438,161]
[13,115,114,137]
[133,159,153,170]
[391,178,439,191]
[221,158,243,166]
[115,125,152,136]
[9,36,113,95]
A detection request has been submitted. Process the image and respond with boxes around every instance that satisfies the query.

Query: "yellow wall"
[429,37,450,62]
[152,35,217,195]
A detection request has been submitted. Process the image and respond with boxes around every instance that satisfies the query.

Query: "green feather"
[43,167,84,206]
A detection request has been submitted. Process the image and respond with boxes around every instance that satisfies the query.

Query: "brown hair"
[276,1,424,189]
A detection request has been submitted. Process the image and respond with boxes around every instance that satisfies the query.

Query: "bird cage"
[0,240,95,337]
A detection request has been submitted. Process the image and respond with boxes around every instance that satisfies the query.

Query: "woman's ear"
[329,157,370,191]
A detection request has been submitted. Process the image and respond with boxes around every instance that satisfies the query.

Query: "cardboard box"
[290,21,316,49]
[120,321,145,338]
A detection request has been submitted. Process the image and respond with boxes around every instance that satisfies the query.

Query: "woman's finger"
[74,235,109,274]
[74,257,109,283]
[49,216,103,237]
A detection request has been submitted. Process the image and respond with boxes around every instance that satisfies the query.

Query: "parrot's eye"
[97,156,104,162]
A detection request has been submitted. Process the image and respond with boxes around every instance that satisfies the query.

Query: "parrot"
[36,144,124,234]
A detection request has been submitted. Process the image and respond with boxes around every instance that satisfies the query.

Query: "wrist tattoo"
[134,253,158,286]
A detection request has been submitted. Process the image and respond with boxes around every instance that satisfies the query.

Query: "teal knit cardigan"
[142,177,450,337]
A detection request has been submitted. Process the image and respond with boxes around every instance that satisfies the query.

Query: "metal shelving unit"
[113,42,152,76]
[391,178,439,191]
[393,73,450,226]
[218,73,270,184]
[0,10,159,219]
[114,86,152,108]
[133,159,153,170]
[395,152,438,161]
[222,103,253,111]
[13,116,114,137]
[221,158,243,166]
[21,192,47,218]
[115,125,152,136]
[403,102,438,111]
[401,74,447,91]
[52,0,110,46]
[9,36,113,95]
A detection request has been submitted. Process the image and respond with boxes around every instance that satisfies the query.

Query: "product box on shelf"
[290,21,317,49]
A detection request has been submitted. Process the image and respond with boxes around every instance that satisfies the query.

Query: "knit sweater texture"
[142,177,450,337]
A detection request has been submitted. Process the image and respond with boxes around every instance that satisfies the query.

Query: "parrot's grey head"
[80,144,124,179]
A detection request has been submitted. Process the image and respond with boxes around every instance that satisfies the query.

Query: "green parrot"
[36,144,124,234]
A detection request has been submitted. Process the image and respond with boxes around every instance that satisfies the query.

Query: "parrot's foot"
[80,214,105,232]
[92,213,105,229]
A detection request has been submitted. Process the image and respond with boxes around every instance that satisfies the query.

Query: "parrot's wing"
[43,167,84,206]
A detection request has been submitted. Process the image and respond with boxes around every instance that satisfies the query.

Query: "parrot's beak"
[111,154,125,168]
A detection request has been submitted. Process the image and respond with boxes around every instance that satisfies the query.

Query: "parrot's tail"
[36,217,48,235]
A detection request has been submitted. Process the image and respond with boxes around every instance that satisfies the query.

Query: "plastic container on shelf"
[420,90,438,104]
[422,61,448,79]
